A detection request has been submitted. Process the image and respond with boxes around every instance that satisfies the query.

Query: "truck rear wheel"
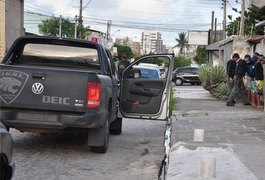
[110,118,122,135]
[90,112,110,154]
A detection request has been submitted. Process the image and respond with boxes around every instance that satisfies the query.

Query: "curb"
[158,115,176,180]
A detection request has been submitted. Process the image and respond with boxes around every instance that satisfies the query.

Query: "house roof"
[205,41,219,51]
[247,35,265,43]
[256,20,265,26]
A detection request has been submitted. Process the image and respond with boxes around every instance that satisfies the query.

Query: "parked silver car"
[0,123,15,180]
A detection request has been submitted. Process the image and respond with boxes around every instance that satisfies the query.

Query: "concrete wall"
[255,39,265,55]
[0,1,6,60]
[251,0,265,7]
[219,38,233,67]
[0,0,24,61]
[219,36,251,68]
[233,37,251,57]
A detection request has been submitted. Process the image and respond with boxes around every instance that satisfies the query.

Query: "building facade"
[141,31,163,54]
[187,30,209,57]
[131,42,141,55]
[0,0,24,60]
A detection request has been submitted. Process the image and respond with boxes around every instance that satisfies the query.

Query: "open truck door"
[119,54,174,120]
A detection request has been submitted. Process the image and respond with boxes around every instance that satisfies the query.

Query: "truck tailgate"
[0,65,97,113]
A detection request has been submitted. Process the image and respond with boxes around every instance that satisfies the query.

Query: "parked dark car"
[172,67,201,86]
[0,123,15,180]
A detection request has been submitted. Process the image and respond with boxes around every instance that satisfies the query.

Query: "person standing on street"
[226,54,250,106]
[118,55,130,80]
[226,53,238,95]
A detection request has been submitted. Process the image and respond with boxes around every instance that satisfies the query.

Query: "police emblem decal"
[0,70,29,105]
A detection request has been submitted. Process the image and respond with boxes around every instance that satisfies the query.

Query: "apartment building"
[141,31,163,54]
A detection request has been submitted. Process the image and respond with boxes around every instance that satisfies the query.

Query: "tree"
[226,5,265,36]
[226,16,257,37]
[174,32,189,55]
[248,5,265,35]
[115,44,133,59]
[39,16,89,38]
[174,56,191,69]
[193,45,207,65]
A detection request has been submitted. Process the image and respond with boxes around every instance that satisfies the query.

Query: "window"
[16,43,100,70]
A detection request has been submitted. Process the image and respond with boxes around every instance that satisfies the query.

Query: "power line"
[83,0,93,10]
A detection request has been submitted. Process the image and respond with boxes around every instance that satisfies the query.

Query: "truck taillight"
[87,82,101,108]
[91,37,98,43]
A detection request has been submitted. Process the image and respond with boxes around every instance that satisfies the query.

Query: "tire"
[110,118,122,135]
[0,154,13,180]
[175,78,183,86]
[90,112,110,154]
[190,82,195,85]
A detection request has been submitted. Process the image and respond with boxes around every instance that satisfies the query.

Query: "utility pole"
[210,11,215,43]
[74,15,78,39]
[222,0,227,39]
[239,0,245,38]
[59,15,62,37]
[214,18,217,41]
[78,0,83,39]
[106,20,111,40]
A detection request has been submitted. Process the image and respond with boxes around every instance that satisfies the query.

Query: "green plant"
[193,45,207,65]
[198,66,227,91]
[198,66,228,99]
[174,56,192,69]
[210,82,228,100]
[174,32,189,55]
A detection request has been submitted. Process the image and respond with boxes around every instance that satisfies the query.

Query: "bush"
[210,82,229,100]
[174,56,192,69]
[198,66,228,100]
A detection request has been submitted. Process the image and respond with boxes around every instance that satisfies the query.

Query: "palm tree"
[174,32,189,56]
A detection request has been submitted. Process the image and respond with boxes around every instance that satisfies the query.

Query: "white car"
[133,64,161,79]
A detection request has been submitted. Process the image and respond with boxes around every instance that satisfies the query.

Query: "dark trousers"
[227,77,234,96]
[227,77,248,104]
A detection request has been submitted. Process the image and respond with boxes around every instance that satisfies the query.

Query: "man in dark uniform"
[226,54,250,106]
[118,55,130,80]
[226,53,239,95]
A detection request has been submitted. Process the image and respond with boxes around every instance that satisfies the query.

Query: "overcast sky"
[24,0,243,46]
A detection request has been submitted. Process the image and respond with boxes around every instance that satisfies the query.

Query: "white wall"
[188,31,208,46]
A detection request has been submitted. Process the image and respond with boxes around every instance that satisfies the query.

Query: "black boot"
[226,101,235,106]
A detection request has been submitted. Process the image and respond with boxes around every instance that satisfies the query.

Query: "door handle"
[32,72,45,79]
[135,82,144,86]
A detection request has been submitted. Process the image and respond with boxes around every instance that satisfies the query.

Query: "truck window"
[15,43,100,70]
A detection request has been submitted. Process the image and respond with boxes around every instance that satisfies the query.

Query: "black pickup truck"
[0,36,174,153]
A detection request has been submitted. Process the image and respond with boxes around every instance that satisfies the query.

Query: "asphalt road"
[11,118,166,180]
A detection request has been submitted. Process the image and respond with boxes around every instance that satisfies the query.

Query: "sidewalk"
[167,86,265,179]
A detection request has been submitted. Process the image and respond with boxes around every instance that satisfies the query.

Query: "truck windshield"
[16,43,100,70]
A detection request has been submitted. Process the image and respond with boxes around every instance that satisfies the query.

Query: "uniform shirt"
[226,59,236,78]
[235,59,248,79]
[118,60,130,78]
[254,62,264,80]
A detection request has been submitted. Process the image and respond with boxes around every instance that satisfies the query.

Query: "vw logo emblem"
[32,82,44,94]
